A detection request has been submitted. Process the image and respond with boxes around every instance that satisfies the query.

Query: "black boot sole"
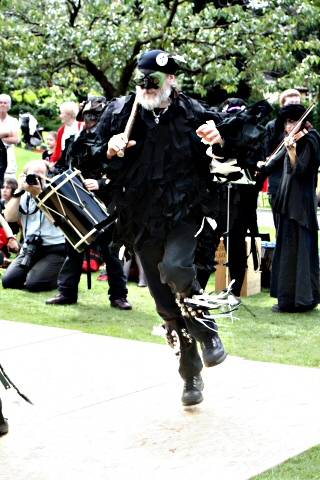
[182,392,204,407]
[203,351,228,368]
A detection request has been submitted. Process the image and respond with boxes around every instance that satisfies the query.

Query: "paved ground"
[0,320,319,480]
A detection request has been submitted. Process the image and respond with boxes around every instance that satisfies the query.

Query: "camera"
[25,174,40,186]
[20,234,43,268]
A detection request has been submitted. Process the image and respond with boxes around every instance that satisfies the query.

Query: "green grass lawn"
[3,146,318,479]
[15,146,43,175]
[1,272,319,367]
[251,446,320,480]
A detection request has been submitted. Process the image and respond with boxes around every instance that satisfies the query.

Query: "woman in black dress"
[265,104,320,312]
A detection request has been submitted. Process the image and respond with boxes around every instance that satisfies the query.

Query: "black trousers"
[57,231,128,301]
[136,219,201,321]
[135,219,203,380]
[2,244,66,292]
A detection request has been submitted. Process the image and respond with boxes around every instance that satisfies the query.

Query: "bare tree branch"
[165,0,179,28]
[77,55,116,98]
[117,35,164,94]
[66,0,82,27]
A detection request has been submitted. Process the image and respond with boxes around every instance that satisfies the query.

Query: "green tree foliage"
[0,0,319,105]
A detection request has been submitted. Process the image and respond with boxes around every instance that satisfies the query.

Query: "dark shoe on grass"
[46,294,77,305]
[110,298,132,310]
[271,304,280,313]
[182,375,204,406]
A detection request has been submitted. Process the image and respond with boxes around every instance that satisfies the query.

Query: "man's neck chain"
[151,103,171,124]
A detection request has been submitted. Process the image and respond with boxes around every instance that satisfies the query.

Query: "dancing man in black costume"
[94,50,232,406]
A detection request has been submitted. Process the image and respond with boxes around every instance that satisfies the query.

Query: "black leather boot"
[175,293,227,368]
[200,333,227,367]
[181,374,204,406]
[164,319,204,406]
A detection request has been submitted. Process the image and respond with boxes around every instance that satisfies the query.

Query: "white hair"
[24,159,49,175]
[60,101,79,118]
[0,94,12,109]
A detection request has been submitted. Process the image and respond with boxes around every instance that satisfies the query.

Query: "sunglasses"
[133,70,166,89]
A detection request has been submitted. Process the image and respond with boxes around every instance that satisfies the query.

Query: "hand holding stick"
[107,94,139,159]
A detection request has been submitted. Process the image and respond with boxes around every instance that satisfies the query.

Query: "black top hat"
[76,96,107,121]
[220,97,248,113]
[277,104,307,124]
[137,49,180,74]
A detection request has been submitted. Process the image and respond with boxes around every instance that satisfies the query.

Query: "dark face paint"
[134,70,166,90]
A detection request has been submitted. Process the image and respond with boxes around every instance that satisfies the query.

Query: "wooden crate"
[214,237,261,297]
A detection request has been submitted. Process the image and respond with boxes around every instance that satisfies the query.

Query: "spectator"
[0,94,20,179]
[2,160,66,291]
[0,212,19,267]
[50,102,82,164]
[265,89,301,230]
[0,178,20,265]
[1,177,20,235]
[42,131,57,162]
[1,177,18,206]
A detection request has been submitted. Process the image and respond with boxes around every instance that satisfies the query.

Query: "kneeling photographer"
[2,160,65,292]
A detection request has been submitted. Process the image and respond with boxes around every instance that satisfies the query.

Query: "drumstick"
[117,94,140,158]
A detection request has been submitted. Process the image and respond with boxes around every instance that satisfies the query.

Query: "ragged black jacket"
[92,91,226,249]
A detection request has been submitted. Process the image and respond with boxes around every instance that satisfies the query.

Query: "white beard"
[136,86,172,111]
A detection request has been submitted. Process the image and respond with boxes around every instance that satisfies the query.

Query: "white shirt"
[0,114,20,177]
[61,121,82,150]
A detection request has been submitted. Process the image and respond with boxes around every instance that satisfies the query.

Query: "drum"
[37,169,112,252]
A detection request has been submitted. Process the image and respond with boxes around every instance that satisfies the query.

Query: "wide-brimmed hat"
[276,104,309,128]
[76,96,107,121]
[220,97,248,113]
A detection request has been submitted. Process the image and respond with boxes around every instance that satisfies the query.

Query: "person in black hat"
[261,103,320,312]
[264,89,302,231]
[46,96,132,310]
[92,49,234,407]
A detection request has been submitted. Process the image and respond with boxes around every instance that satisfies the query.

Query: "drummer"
[2,160,66,291]
[45,97,132,310]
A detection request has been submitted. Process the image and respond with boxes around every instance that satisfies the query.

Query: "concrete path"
[0,319,319,480]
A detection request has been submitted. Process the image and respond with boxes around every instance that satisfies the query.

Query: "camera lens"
[25,174,38,185]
